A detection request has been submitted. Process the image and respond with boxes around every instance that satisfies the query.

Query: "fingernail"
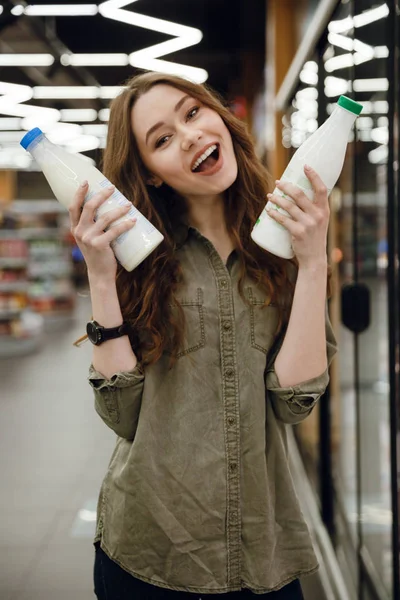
[304,164,312,171]
[275,180,281,186]
[108,184,115,191]
[81,180,88,187]
[267,193,272,199]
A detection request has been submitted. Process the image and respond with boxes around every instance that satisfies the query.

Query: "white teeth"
[191,144,217,171]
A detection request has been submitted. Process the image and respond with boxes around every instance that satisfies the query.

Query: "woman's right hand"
[69,181,137,282]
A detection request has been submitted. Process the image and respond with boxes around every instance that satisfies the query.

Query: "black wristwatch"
[86,320,129,346]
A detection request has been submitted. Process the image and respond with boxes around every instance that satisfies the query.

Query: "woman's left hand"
[267,164,330,268]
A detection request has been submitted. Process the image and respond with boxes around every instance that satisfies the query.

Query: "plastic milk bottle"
[20,128,164,272]
[251,96,363,259]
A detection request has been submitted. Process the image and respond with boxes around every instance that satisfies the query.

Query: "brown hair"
[78,71,330,367]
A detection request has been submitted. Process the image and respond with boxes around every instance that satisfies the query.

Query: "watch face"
[86,321,101,345]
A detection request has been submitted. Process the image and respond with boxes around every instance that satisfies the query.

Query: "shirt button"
[225,368,234,379]
[220,279,228,289]
[229,462,238,472]
[223,321,232,331]
[227,417,235,426]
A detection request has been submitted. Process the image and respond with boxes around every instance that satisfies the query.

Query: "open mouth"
[191,144,220,173]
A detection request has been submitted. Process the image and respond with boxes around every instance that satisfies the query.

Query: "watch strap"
[101,321,129,342]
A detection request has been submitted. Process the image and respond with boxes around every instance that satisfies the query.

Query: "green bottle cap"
[337,95,363,115]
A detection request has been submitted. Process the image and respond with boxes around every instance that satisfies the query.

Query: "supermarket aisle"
[0,294,115,600]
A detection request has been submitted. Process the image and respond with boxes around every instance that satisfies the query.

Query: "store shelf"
[0,228,61,240]
[0,258,28,268]
[11,200,66,214]
[0,281,29,292]
[0,199,76,357]
[0,308,23,319]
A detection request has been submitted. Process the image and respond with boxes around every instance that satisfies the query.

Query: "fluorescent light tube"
[353,78,389,92]
[61,53,129,67]
[81,124,108,136]
[99,0,208,82]
[60,109,98,122]
[0,54,55,67]
[23,4,98,16]
[353,4,389,28]
[98,109,110,121]
[0,118,21,129]
[33,86,100,99]
[329,3,389,33]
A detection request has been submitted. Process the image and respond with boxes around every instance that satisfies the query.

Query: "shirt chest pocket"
[247,287,279,355]
[169,288,206,359]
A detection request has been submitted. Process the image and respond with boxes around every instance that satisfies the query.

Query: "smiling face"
[131,84,238,202]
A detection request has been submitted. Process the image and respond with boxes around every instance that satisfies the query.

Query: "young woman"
[70,72,337,599]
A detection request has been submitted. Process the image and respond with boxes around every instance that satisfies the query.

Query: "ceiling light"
[353,78,389,92]
[329,3,389,33]
[45,124,83,143]
[60,109,98,122]
[299,70,318,86]
[0,118,21,130]
[371,127,388,145]
[356,117,374,129]
[98,109,110,121]
[303,61,318,73]
[353,4,389,27]
[328,32,353,51]
[11,5,24,16]
[98,0,208,82]
[22,4,98,16]
[61,53,129,67]
[374,46,389,58]
[99,0,200,38]
[129,57,207,83]
[328,16,353,34]
[0,54,55,67]
[33,86,99,99]
[0,131,26,143]
[0,7,3,16]
[296,87,318,100]
[81,125,108,136]
[324,76,350,97]
[98,87,126,99]
[325,54,355,72]
[369,145,388,164]
[0,82,33,104]
[0,148,31,169]
[65,135,101,153]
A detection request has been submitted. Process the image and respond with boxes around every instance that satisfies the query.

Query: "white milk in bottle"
[20,128,164,272]
[251,95,363,259]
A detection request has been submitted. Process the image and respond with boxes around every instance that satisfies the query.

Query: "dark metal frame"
[386,1,400,599]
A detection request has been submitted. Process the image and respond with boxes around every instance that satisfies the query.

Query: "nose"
[180,126,202,152]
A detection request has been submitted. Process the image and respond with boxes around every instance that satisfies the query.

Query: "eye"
[155,135,171,148]
[186,106,200,120]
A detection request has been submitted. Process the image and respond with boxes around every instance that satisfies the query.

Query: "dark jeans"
[94,543,305,599]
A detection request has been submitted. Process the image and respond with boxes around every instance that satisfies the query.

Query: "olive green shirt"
[89,224,337,595]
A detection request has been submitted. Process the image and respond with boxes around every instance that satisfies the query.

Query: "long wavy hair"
[79,71,330,367]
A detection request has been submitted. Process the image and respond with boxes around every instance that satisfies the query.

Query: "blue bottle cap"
[20,127,44,150]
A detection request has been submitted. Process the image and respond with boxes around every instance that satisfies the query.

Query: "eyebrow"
[145,95,191,145]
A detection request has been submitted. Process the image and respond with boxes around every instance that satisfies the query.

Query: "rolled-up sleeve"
[265,305,337,425]
[88,363,145,440]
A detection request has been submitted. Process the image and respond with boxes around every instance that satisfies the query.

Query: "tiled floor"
[0,295,326,600]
